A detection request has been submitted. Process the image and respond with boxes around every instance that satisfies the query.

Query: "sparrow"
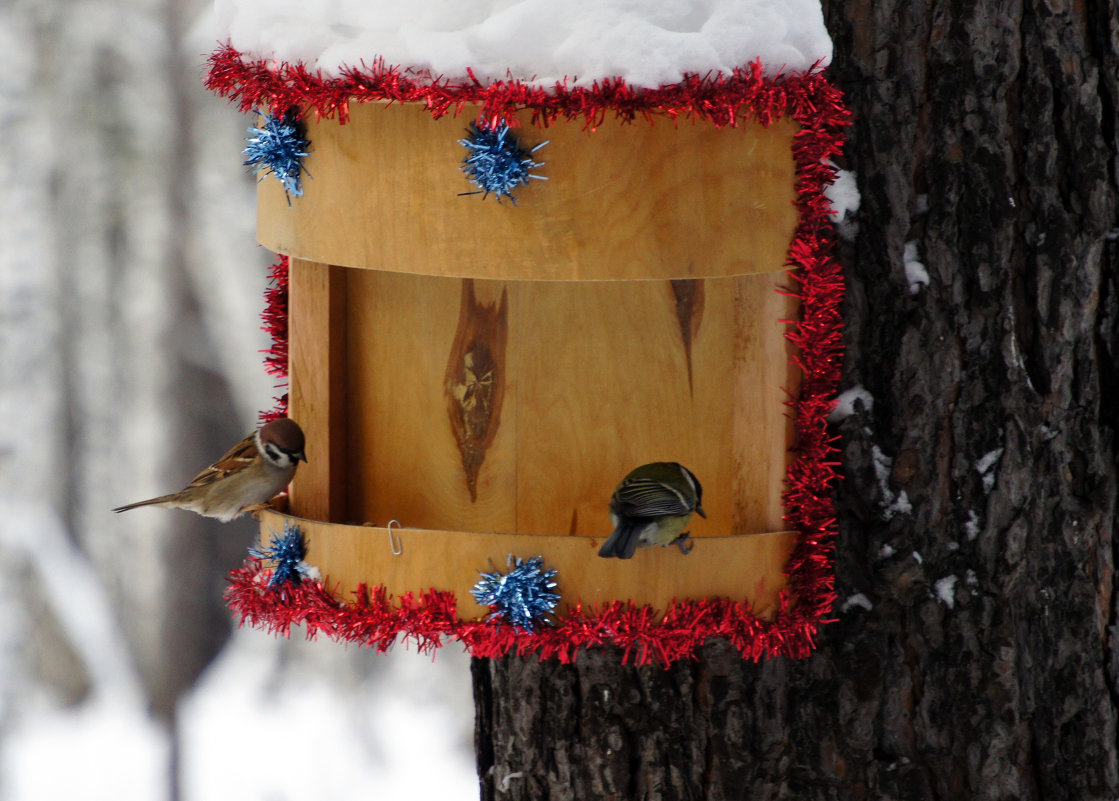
[598,462,706,559]
[113,418,306,522]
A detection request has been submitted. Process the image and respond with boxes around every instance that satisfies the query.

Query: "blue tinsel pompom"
[458,121,547,204]
[249,520,316,590]
[244,108,310,201]
[471,554,560,632]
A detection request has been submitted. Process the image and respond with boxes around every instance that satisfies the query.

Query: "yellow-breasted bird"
[597,462,705,559]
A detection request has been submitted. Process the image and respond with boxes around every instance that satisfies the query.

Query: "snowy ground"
[179,632,478,801]
[4,634,477,801]
[0,507,477,801]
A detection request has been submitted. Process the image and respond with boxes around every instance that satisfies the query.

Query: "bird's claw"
[245,503,271,520]
[250,493,291,519]
[673,533,694,555]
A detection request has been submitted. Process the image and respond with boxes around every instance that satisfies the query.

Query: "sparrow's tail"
[598,522,641,559]
[112,496,175,514]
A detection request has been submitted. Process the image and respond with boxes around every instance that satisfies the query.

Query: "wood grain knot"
[445,279,509,502]
[669,277,705,393]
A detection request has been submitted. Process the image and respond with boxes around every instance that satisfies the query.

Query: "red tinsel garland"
[207,43,830,131]
[259,253,290,422]
[224,47,850,665]
[228,560,821,665]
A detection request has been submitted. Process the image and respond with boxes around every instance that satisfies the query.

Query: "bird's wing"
[183,432,258,489]
[612,477,692,518]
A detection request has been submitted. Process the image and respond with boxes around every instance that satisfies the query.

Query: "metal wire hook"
[386,519,403,556]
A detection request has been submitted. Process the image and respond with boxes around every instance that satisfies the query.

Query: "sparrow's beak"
[696,504,707,519]
[295,451,308,463]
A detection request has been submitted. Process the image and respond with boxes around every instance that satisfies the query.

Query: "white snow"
[0,505,170,801]
[498,772,527,792]
[0,500,476,801]
[825,165,859,240]
[872,445,912,520]
[964,509,981,541]
[888,491,912,518]
[840,593,873,613]
[903,240,929,294]
[4,698,170,801]
[180,629,478,801]
[828,385,874,422]
[974,448,1003,494]
[211,0,833,87]
[933,575,958,608]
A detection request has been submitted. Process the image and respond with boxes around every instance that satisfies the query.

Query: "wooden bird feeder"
[256,100,800,620]
[207,47,852,661]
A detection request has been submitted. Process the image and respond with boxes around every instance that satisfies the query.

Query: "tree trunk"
[472,2,1119,799]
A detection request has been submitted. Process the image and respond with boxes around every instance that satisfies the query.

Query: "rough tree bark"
[472,2,1119,799]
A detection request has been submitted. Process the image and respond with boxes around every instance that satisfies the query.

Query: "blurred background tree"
[0,1,475,799]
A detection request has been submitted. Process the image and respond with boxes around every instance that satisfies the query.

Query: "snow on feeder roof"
[212,0,832,90]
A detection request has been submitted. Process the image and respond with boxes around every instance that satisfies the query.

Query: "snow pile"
[0,505,171,801]
[212,0,832,87]
[974,448,1003,494]
[933,575,958,608]
[824,164,859,240]
[4,700,170,801]
[840,593,873,613]
[903,240,929,294]
[871,445,912,520]
[180,629,477,801]
[828,385,874,423]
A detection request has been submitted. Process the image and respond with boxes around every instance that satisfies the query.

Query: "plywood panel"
[288,259,346,521]
[258,510,796,619]
[731,274,800,533]
[258,103,798,281]
[324,268,795,537]
[513,273,797,538]
[274,99,802,555]
[340,270,519,532]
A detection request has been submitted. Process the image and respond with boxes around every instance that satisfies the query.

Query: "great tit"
[597,462,706,559]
